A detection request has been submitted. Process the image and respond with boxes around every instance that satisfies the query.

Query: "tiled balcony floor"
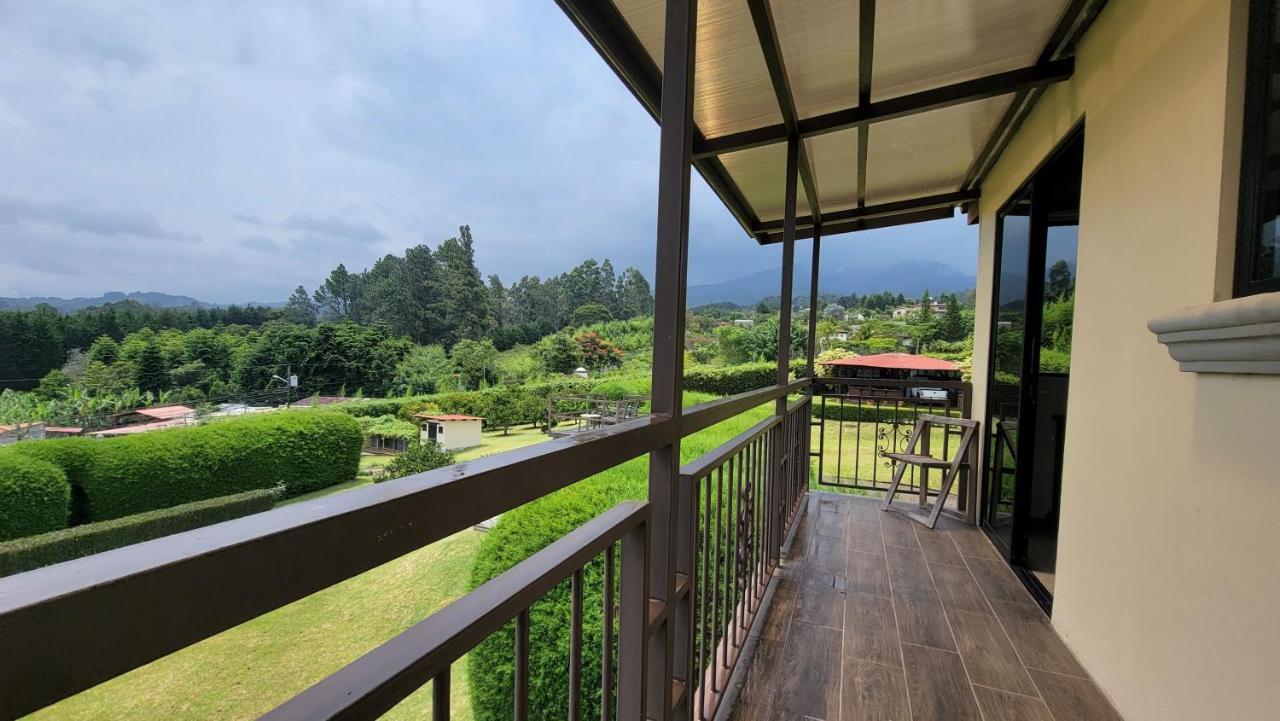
[726,492,1123,721]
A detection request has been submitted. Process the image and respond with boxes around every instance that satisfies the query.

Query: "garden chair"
[881,414,979,528]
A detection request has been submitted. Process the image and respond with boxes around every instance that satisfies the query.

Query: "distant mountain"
[687,260,976,307]
[0,291,257,313]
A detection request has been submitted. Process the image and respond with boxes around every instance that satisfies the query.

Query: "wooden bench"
[881,414,979,528]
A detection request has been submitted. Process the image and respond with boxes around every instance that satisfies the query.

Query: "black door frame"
[981,124,1084,612]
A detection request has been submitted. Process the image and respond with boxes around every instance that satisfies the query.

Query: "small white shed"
[413,413,484,451]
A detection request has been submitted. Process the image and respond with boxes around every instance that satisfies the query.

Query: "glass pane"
[1244,0,1280,291]
[985,191,1031,551]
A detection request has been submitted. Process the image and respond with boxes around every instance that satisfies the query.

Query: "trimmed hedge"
[0,450,70,542]
[76,411,361,520]
[10,437,98,524]
[0,488,278,577]
[467,393,771,721]
[340,378,603,428]
[682,359,805,396]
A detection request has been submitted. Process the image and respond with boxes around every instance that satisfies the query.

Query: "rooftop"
[821,352,960,372]
[132,405,196,421]
[413,414,485,422]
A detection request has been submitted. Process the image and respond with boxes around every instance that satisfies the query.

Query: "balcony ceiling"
[558,0,1107,243]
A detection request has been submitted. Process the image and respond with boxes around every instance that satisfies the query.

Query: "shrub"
[379,441,456,482]
[682,359,805,396]
[10,437,98,524]
[0,450,70,541]
[467,393,769,721]
[78,411,360,520]
[0,489,278,577]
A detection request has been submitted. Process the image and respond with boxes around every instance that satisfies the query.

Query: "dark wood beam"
[695,59,1074,159]
[757,189,978,231]
[746,0,820,222]
[760,206,955,244]
[856,0,875,208]
[555,0,761,236]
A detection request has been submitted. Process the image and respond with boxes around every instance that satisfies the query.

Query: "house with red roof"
[412,413,484,451]
[819,353,963,402]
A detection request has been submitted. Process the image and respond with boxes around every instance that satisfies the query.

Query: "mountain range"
[687,260,976,307]
[0,291,287,313]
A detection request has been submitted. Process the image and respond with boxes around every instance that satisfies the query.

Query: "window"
[1237,0,1280,296]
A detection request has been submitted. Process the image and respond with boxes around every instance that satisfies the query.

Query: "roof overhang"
[557,0,1107,242]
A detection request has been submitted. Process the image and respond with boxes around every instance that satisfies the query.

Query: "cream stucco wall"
[970,1,1280,719]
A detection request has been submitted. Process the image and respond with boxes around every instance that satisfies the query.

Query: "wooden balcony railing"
[0,379,812,721]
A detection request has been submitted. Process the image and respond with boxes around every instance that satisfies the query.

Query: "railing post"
[805,228,821,379]
[768,134,799,563]
[618,520,650,721]
[647,0,696,718]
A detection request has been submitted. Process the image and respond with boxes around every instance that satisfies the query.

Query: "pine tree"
[282,285,318,325]
[435,226,494,345]
[132,341,166,394]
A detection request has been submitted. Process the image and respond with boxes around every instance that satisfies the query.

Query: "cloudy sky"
[0,0,976,304]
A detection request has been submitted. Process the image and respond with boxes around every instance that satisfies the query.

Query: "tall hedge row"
[0,488,278,576]
[0,450,71,541]
[682,359,806,396]
[76,411,361,520]
[338,378,602,426]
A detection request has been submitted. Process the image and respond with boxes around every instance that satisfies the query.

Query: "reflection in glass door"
[985,191,1032,553]
[982,128,1082,611]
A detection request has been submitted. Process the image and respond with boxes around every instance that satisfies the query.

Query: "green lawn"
[27,426,554,721]
[813,418,956,495]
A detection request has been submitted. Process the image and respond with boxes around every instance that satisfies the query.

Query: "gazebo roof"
[557,0,1105,242]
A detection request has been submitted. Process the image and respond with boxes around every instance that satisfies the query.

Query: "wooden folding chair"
[881,414,979,528]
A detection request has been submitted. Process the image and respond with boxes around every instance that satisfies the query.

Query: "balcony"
[724,492,1122,721]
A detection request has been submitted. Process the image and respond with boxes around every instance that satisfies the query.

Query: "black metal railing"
[0,379,811,720]
[261,501,650,721]
[681,395,811,721]
[812,376,973,505]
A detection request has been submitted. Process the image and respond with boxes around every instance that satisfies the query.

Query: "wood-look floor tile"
[966,557,1033,605]
[810,533,848,575]
[947,526,1002,560]
[792,569,844,629]
[927,562,991,615]
[760,573,797,642]
[916,529,966,567]
[972,686,1055,721]
[989,601,1086,677]
[901,643,982,721]
[892,584,955,652]
[774,622,842,720]
[848,551,891,597]
[844,592,902,667]
[947,609,1039,696]
[880,513,921,549]
[848,520,885,555]
[842,659,910,721]
[1030,669,1124,721]
[885,544,933,591]
[733,637,781,713]
[845,496,881,524]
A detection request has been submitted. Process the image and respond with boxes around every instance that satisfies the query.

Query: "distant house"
[413,414,484,451]
[891,303,947,320]
[732,319,754,328]
[112,405,196,427]
[0,423,45,445]
[44,426,83,438]
[820,352,962,403]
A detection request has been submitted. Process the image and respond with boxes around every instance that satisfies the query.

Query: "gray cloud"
[282,213,385,244]
[0,195,197,242]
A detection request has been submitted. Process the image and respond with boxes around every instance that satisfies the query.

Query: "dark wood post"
[646,0,696,718]
[767,135,799,562]
[805,227,821,379]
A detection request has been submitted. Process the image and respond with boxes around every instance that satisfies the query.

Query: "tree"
[615,267,653,318]
[1046,260,1074,300]
[132,341,166,394]
[534,332,581,374]
[451,338,499,390]
[389,345,452,395]
[282,285,318,325]
[487,384,524,435]
[87,335,120,366]
[822,303,846,320]
[571,302,613,327]
[913,289,934,324]
[435,226,494,345]
[381,441,457,481]
[937,297,968,342]
[576,331,623,370]
[313,264,362,320]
